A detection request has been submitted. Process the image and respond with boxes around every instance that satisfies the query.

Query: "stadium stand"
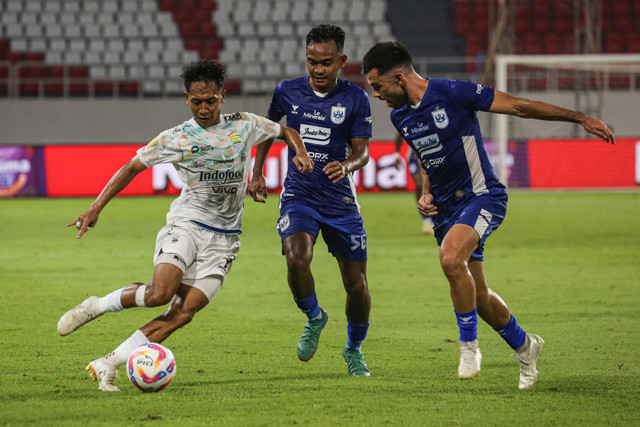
[0,0,638,98]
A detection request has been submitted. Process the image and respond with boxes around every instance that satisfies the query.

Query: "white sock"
[102,329,149,368]
[98,288,124,313]
[134,285,147,307]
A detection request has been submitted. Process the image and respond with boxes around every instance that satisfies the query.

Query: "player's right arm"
[66,156,147,239]
[250,136,274,203]
[281,125,313,174]
[416,158,437,218]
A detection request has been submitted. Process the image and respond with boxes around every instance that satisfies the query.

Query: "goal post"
[492,53,640,185]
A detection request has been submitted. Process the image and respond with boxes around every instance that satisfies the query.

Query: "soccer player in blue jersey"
[250,24,373,376]
[363,41,614,389]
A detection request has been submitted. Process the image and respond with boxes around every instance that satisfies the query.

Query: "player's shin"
[495,315,527,350]
[102,329,150,368]
[346,319,369,350]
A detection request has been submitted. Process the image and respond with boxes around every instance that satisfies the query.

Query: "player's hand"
[324,161,348,183]
[66,209,99,239]
[581,116,615,145]
[249,174,268,203]
[393,152,403,170]
[292,154,314,174]
[417,193,438,217]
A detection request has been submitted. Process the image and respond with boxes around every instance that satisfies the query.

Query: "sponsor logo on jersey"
[410,122,430,133]
[476,83,484,94]
[364,116,372,123]
[402,127,409,137]
[413,133,443,155]
[210,186,238,194]
[331,105,346,124]
[291,105,299,114]
[308,151,329,162]
[224,112,244,122]
[198,170,243,184]
[303,110,326,121]
[422,156,446,170]
[300,124,331,146]
[432,107,449,129]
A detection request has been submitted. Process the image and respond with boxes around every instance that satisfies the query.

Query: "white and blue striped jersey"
[390,78,506,213]
[268,77,372,215]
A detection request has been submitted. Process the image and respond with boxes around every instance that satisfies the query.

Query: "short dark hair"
[306,23,345,53]
[362,41,413,75]
[181,60,226,92]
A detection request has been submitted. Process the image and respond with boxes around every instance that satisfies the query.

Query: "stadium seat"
[93,81,115,97]
[606,33,626,53]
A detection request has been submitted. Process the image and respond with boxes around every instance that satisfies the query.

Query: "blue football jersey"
[390,78,506,213]
[268,77,372,215]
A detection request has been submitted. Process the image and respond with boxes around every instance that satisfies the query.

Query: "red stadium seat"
[532,0,551,20]
[626,34,640,52]
[200,22,218,37]
[93,81,115,96]
[554,19,572,34]
[0,39,11,54]
[522,34,544,55]
[44,82,64,96]
[224,79,242,94]
[119,81,139,96]
[343,62,362,76]
[614,16,633,33]
[612,0,631,17]
[606,33,625,53]
[454,0,473,36]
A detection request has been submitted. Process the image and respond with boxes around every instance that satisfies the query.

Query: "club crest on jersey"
[331,105,346,124]
[432,107,449,129]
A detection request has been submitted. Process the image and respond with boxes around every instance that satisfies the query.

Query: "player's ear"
[220,88,227,103]
[339,53,347,68]
[184,91,189,104]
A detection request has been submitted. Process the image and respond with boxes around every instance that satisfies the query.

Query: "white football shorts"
[153,221,240,300]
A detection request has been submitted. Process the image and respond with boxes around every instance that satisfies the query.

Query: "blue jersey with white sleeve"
[390,78,506,214]
[268,77,372,215]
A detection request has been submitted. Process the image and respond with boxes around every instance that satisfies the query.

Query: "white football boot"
[57,296,102,336]
[86,358,120,392]
[458,339,482,379]
[513,333,545,389]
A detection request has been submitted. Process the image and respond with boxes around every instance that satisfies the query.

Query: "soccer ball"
[127,343,176,392]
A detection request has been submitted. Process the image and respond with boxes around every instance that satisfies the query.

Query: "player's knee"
[440,252,466,279]
[144,286,175,307]
[286,254,312,275]
[173,309,196,328]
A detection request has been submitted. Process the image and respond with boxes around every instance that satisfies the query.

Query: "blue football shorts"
[276,201,367,262]
[433,194,508,261]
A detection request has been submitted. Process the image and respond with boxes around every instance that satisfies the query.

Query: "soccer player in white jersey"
[362,41,614,389]
[250,24,373,376]
[57,60,313,392]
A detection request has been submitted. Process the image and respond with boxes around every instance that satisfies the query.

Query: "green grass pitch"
[1,191,638,426]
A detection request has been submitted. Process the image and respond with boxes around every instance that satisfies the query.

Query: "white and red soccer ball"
[127,343,176,392]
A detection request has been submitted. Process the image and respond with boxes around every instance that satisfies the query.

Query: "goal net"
[490,53,640,184]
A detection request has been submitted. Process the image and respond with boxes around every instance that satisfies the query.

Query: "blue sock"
[495,315,527,350]
[346,319,369,350]
[455,308,478,342]
[294,292,321,320]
